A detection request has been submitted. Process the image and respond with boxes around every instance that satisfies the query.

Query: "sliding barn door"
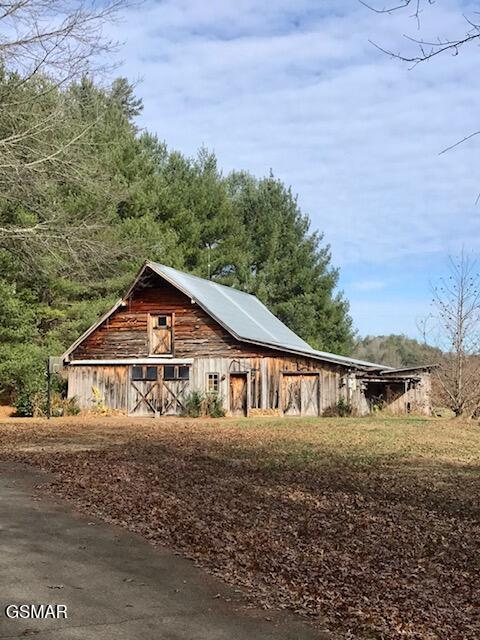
[129,366,160,416]
[282,374,302,415]
[301,374,320,416]
[282,373,320,416]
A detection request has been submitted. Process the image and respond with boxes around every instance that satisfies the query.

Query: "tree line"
[0,68,354,409]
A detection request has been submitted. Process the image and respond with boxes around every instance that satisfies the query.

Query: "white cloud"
[104,0,480,334]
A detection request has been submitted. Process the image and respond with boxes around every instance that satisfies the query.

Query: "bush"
[14,387,39,417]
[185,391,203,417]
[91,386,110,414]
[323,397,353,418]
[336,398,353,417]
[185,390,226,418]
[50,393,80,417]
[205,392,226,418]
[14,374,76,418]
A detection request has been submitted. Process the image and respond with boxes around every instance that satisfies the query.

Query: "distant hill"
[352,335,442,368]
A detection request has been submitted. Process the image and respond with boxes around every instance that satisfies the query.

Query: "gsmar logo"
[5,604,68,619]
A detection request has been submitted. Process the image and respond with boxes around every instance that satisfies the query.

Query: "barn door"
[160,364,190,415]
[129,365,160,416]
[282,373,320,416]
[301,374,320,416]
[230,373,247,416]
[282,374,302,415]
[148,314,173,355]
[160,380,189,415]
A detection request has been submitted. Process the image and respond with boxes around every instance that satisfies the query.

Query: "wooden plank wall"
[67,360,430,416]
[67,355,348,415]
[380,376,431,415]
[71,273,284,361]
[67,365,128,411]
[191,355,345,414]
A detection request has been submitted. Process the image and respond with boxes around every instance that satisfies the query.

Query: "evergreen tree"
[0,72,355,410]
[227,172,354,353]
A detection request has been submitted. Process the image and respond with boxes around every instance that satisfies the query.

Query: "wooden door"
[160,379,189,415]
[282,374,302,415]
[282,374,320,416]
[129,367,160,416]
[230,373,247,416]
[301,374,319,416]
[148,314,173,354]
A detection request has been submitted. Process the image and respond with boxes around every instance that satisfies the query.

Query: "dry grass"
[0,415,479,639]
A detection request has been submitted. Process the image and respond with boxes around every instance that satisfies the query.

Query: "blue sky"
[107,0,479,338]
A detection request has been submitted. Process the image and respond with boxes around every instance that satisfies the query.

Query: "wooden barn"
[62,261,433,417]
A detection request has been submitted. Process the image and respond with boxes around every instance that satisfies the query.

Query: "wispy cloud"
[351,279,386,292]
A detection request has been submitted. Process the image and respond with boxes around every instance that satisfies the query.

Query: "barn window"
[146,366,158,381]
[132,365,143,381]
[178,366,190,380]
[163,365,190,381]
[148,314,173,354]
[164,365,176,380]
[207,372,219,393]
[132,366,158,381]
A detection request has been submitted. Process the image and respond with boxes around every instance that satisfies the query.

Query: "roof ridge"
[149,261,257,299]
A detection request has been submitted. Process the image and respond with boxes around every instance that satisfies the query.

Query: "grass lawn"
[0,415,479,639]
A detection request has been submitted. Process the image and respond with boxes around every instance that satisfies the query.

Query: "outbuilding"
[62,261,433,417]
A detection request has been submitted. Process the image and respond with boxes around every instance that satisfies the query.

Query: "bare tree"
[0,0,129,265]
[0,0,126,82]
[360,0,480,66]
[431,252,480,417]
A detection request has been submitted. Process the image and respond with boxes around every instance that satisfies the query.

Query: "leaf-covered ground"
[0,415,479,639]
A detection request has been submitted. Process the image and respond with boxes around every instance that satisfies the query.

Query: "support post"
[46,358,52,419]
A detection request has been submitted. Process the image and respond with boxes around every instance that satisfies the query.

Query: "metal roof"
[146,262,393,370]
[147,262,312,352]
[63,261,411,371]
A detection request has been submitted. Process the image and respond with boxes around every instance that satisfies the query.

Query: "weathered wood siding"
[67,359,431,416]
[68,365,129,411]
[67,355,349,416]
[71,273,281,361]
[380,376,431,415]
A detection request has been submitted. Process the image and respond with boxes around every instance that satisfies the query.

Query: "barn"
[62,261,433,417]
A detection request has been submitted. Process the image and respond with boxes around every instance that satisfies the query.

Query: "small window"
[146,366,158,381]
[164,365,176,381]
[132,365,143,381]
[157,315,168,328]
[132,365,158,381]
[178,366,190,380]
[163,365,190,381]
[207,372,219,393]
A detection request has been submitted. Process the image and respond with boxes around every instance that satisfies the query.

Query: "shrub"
[323,398,353,418]
[50,393,80,417]
[205,392,226,418]
[14,387,38,417]
[336,397,353,417]
[91,386,109,414]
[185,390,226,418]
[185,391,203,417]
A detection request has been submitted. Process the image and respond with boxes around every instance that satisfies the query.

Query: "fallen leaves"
[0,415,479,639]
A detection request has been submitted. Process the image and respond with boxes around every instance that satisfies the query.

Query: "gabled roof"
[63,261,399,370]
[146,262,312,353]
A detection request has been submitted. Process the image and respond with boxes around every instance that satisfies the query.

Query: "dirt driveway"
[0,461,323,640]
